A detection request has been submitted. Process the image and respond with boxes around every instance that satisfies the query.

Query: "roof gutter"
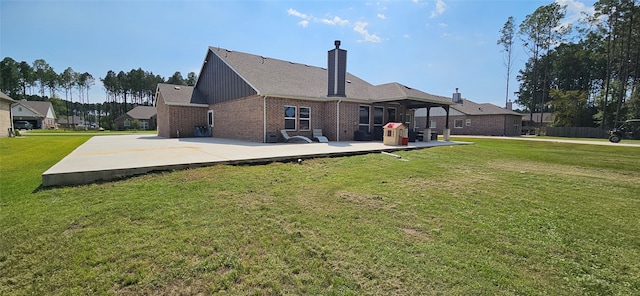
[336,100,341,141]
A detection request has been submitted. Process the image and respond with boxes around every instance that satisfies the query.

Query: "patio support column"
[444,105,451,141]
[425,106,432,142]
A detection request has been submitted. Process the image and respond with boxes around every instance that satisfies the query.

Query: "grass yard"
[1,135,639,295]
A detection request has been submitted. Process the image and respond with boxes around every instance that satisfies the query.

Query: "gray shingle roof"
[0,91,16,103]
[156,83,207,106]
[126,106,157,120]
[20,101,56,119]
[207,46,454,106]
[453,99,521,116]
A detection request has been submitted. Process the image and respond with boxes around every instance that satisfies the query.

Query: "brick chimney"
[327,40,347,97]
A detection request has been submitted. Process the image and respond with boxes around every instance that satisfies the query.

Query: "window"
[208,110,214,127]
[466,119,471,126]
[284,106,296,130]
[299,107,310,131]
[454,119,464,128]
[429,120,436,129]
[359,105,370,132]
[387,108,396,122]
[124,119,130,127]
[405,114,411,129]
[140,120,149,130]
[373,107,384,125]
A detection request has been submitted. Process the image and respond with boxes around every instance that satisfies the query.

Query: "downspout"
[336,100,341,141]
[263,95,267,143]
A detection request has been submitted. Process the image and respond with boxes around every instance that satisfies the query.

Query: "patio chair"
[280,130,312,143]
[313,129,329,143]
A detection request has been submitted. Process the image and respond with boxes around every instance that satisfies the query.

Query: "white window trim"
[284,105,297,131]
[124,118,130,127]
[454,119,464,128]
[429,120,436,129]
[465,119,471,126]
[207,110,214,127]
[299,106,311,131]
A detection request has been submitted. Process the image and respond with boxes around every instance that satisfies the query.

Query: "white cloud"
[403,34,410,38]
[430,0,446,18]
[438,22,447,28]
[287,8,383,42]
[288,8,311,20]
[555,0,595,29]
[321,16,349,26]
[353,21,381,43]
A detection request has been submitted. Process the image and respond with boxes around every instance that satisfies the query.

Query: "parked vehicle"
[14,121,33,130]
[608,119,640,143]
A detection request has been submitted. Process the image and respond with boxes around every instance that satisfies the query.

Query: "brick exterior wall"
[157,93,208,138]
[156,93,170,137]
[211,95,264,142]
[158,90,419,142]
[416,114,522,136]
[0,101,11,137]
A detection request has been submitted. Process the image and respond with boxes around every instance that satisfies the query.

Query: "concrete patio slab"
[42,135,470,187]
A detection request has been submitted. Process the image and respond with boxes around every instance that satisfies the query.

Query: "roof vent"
[346,80,351,83]
[174,86,181,90]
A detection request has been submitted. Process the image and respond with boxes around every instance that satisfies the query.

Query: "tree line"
[0,57,197,129]
[499,0,640,129]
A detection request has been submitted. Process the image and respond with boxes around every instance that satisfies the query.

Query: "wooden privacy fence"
[544,127,608,138]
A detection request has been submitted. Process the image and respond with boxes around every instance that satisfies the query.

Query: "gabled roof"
[0,91,16,103]
[453,99,520,116]
[125,106,157,120]
[156,83,207,107]
[12,101,44,118]
[20,101,56,119]
[205,46,454,106]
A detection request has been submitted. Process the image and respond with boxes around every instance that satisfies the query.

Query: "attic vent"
[174,86,181,90]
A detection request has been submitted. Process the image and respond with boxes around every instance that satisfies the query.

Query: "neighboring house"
[57,115,86,129]
[522,112,555,134]
[416,99,522,136]
[115,106,157,130]
[11,100,57,129]
[0,91,17,137]
[156,41,457,142]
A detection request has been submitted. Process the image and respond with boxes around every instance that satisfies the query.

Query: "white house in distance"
[11,100,57,129]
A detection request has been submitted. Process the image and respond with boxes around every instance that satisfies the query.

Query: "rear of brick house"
[156,41,456,142]
[415,99,522,136]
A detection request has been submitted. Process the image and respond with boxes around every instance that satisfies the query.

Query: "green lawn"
[1,135,639,295]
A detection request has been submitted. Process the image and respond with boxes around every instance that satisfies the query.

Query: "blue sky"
[1,0,596,107]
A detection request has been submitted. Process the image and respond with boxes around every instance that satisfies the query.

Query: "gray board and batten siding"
[196,48,258,105]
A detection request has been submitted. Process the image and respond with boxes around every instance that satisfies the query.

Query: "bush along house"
[156,41,458,142]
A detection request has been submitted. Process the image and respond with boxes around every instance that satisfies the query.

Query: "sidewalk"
[43,135,468,187]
